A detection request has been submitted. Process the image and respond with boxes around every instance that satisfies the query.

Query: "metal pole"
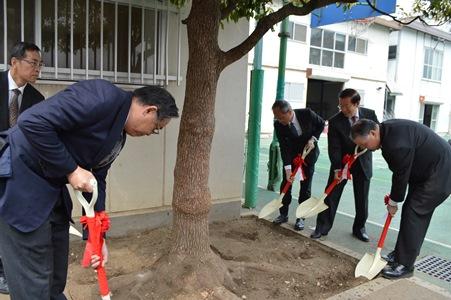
[267,11,289,191]
[243,37,264,209]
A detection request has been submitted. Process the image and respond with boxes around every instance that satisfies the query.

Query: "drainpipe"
[267,12,289,191]
[243,38,264,208]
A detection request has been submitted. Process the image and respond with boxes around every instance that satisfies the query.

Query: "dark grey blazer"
[0,70,44,131]
[380,119,451,214]
[327,107,379,179]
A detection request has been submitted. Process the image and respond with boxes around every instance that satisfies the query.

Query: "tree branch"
[364,0,446,26]
[220,0,357,69]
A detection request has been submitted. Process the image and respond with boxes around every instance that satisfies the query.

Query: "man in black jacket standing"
[351,119,451,278]
[272,100,325,230]
[311,89,379,242]
[0,41,45,294]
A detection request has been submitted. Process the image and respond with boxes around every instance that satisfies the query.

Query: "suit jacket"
[380,119,451,214]
[274,108,325,167]
[328,107,379,179]
[0,79,132,232]
[0,71,44,131]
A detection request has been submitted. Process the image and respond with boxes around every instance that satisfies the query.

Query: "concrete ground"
[242,135,451,297]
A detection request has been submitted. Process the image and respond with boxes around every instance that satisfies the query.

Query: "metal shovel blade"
[296,195,328,219]
[355,249,387,280]
[258,196,283,219]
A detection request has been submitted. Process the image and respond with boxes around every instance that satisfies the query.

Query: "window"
[1,0,181,85]
[1,0,36,65]
[348,36,368,54]
[284,82,304,108]
[423,47,443,81]
[309,28,345,68]
[388,45,397,59]
[287,21,307,43]
[383,95,395,120]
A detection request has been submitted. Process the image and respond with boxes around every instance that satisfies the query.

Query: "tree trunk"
[171,0,221,257]
[119,1,238,298]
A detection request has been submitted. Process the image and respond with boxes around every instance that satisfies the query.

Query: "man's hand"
[67,166,95,192]
[90,241,108,269]
[387,203,398,217]
[334,169,341,181]
[307,137,316,150]
[285,169,294,183]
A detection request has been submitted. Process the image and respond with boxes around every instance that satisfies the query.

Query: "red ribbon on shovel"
[339,146,367,181]
[75,179,112,300]
[80,212,111,298]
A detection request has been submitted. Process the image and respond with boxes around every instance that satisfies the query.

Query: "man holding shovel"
[311,89,378,241]
[272,100,325,230]
[0,79,179,299]
[351,119,451,279]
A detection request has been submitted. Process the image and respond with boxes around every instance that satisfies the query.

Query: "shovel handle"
[325,179,340,195]
[377,214,392,249]
[281,166,298,194]
[74,179,98,218]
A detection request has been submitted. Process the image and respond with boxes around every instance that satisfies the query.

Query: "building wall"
[248,17,390,133]
[32,15,249,218]
[391,28,451,134]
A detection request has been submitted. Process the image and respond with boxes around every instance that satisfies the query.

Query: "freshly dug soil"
[66,217,365,299]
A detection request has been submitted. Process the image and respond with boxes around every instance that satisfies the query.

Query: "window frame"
[422,46,443,82]
[309,28,346,69]
[0,0,181,85]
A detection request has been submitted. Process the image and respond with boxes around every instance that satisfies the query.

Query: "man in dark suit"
[0,79,179,299]
[272,100,325,230]
[0,41,45,294]
[311,89,379,242]
[351,119,451,278]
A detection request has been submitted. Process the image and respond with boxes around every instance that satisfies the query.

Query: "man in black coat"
[0,41,45,294]
[311,89,379,242]
[272,100,325,230]
[351,119,451,278]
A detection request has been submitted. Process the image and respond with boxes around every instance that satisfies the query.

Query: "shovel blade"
[355,253,387,280]
[258,198,283,219]
[296,196,328,219]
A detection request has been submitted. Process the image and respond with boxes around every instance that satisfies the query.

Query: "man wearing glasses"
[311,88,379,242]
[0,79,178,299]
[0,41,45,294]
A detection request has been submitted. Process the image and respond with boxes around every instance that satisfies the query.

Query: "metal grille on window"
[1,0,181,86]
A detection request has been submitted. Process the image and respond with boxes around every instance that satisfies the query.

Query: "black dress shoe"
[0,275,9,294]
[273,215,288,225]
[382,263,414,279]
[310,229,327,239]
[352,229,370,242]
[382,250,396,265]
[294,218,305,231]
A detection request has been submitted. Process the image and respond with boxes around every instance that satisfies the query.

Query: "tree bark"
[171,0,222,256]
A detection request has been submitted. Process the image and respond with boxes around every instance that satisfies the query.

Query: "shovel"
[258,144,314,219]
[296,145,367,219]
[74,179,112,300]
[355,195,392,280]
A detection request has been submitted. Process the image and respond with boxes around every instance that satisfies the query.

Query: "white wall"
[248,17,390,133]
[36,11,249,217]
[390,27,451,134]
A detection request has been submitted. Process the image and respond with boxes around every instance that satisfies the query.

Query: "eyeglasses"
[21,59,45,69]
[337,103,355,110]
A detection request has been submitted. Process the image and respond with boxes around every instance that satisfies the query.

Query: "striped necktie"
[9,89,21,127]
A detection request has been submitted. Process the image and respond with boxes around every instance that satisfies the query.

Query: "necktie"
[289,122,298,137]
[351,115,358,125]
[9,89,21,127]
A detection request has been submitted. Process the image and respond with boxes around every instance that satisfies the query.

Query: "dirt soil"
[66,217,365,299]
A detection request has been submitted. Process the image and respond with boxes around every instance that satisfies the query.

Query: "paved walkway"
[243,134,451,296]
